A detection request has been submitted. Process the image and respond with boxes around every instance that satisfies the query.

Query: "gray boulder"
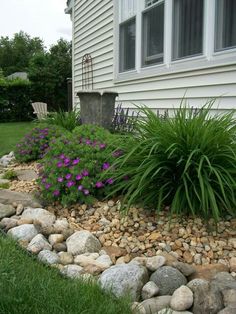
[0,189,42,207]
[16,169,38,181]
[7,224,38,242]
[22,208,56,227]
[222,289,236,308]
[137,296,171,314]
[66,231,101,255]
[27,234,52,254]
[0,203,15,219]
[99,263,148,301]
[150,266,187,296]
[38,250,59,265]
[146,256,166,272]
[60,265,84,279]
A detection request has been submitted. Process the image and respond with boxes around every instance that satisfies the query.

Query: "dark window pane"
[142,2,164,66]
[119,18,136,72]
[215,0,236,51]
[173,0,204,60]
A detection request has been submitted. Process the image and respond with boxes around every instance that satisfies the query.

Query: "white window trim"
[113,0,236,83]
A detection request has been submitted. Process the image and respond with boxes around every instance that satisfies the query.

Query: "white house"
[65,0,236,114]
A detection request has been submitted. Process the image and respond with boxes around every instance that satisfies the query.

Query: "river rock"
[137,296,171,314]
[0,203,15,219]
[146,256,166,272]
[229,257,236,272]
[38,250,59,265]
[66,231,101,255]
[48,234,64,246]
[60,265,84,279]
[170,285,193,311]
[0,189,41,207]
[53,218,69,233]
[21,208,56,227]
[222,289,236,308]
[58,252,74,265]
[99,263,148,301]
[218,307,236,314]
[96,254,113,267]
[7,224,38,242]
[150,266,187,296]
[142,281,159,300]
[27,234,52,254]
[158,309,193,314]
[172,262,196,277]
[16,169,38,181]
[0,217,18,230]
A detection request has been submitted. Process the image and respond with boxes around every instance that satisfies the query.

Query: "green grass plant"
[41,109,80,132]
[0,122,34,156]
[108,102,236,221]
[2,169,17,180]
[0,235,131,314]
[0,182,10,189]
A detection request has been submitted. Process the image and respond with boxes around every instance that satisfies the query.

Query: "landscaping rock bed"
[0,161,236,313]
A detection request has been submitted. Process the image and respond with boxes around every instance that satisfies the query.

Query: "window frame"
[113,0,236,82]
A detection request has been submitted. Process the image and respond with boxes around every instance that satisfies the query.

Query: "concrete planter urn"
[77,90,118,129]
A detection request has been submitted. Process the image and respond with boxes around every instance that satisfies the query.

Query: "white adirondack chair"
[32,102,48,120]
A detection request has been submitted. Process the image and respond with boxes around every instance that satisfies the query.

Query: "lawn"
[0,235,131,314]
[0,122,35,156]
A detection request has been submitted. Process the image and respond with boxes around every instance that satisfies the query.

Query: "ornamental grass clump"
[108,102,236,221]
[14,124,66,163]
[41,109,80,132]
[39,125,125,205]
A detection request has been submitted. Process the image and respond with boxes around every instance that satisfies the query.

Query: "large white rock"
[96,254,113,267]
[99,263,149,301]
[146,256,166,272]
[7,224,38,242]
[170,285,193,311]
[137,296,171,314]
[53,218,69,233]
[142,281,160,300]
[27,234,52,254]
[60,265,84,279]
[48,234,64,246]
[21,208,56,227]
[66,231,101,255]
[38,250,59,265]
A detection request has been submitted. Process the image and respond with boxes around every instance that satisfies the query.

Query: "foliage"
[106,102,236,221]
[39,125,125,206]
[28,39,72,111]
[111,103,139,134]
[0,182,10,189]
[2,169,17,180]
[0,31,44,76]
[0,78,33,122]
[14,124,66,163]
[0,236,132,314]
[41,109,80,132]
[0,122,35,156]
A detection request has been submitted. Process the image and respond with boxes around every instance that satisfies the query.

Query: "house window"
[142,0,164,66]
[172,0,204,60]
[215,0,236,51]
[119,0,136,72]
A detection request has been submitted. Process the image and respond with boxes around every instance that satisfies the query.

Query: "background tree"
[0,31,45,76]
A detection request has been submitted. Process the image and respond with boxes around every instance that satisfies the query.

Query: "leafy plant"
[111,103,139,134]
[0,182,10,189]
[106,102,236,221]
[41,109,80,132]
[2,169,17,180]
[14,124,66,163]
[38,125,125,205]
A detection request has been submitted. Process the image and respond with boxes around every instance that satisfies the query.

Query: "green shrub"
[41,109,80,132]
[14,124,66,163]
[2,169,17,180]
[38,125,125,205]
[0,182,10,189]
[107,103,236,221]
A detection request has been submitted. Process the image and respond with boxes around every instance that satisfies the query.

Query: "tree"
[28,39,72,110]
[0,31,45,76]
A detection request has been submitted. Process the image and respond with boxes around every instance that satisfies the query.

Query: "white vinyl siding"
[72,0,236,114]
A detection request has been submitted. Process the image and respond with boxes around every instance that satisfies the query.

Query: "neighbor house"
[65,0,236,114]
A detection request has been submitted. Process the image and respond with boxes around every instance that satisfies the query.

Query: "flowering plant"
[14,124,66,163]
[38,125,124,205]
[15,124,67,162]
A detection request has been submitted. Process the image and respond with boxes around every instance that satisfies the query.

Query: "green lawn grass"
[0,235,131,314]
[0,122,35,156]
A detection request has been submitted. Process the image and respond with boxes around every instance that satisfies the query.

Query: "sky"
[0,0,72,48]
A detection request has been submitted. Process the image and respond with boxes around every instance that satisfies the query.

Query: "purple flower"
[99,143,106,149]
[64,158,70,165]
[102,162,110,170]
[57,177,64,183]
[85,139,91,145]
[95,181,104,188]
[59,154,65,159]
[78,185,83,191]
[106,178,114,185]
[83,189,90,195]
[45,183,51,189]
[53,190,60,196]
[76,174,82,181]
[82,170,89,177]
[67,181,75,188]
[112,150,123,157]
[57,161,63,168]
[41,178,47,183]
[65,173,72,180]
[72,158,80,165]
